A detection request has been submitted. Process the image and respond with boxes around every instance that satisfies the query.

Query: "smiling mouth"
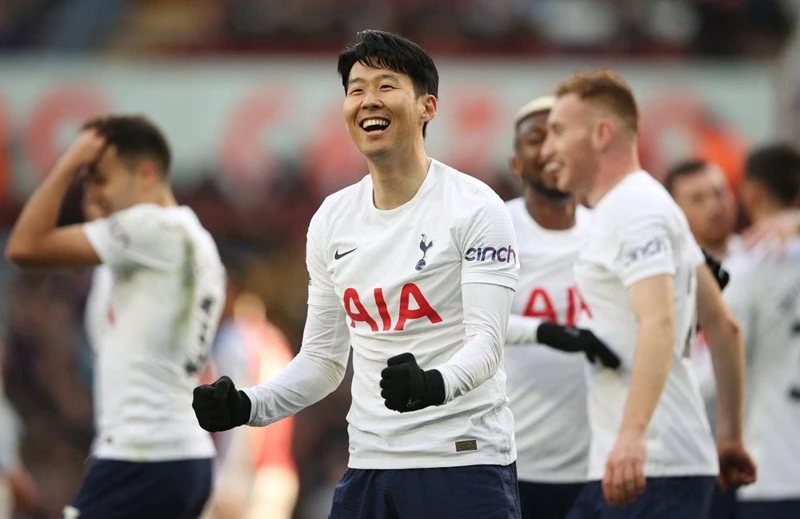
[360,118,390,133]
[543,161,562,174]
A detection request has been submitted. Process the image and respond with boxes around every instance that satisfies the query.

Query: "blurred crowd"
[0,0,794,56]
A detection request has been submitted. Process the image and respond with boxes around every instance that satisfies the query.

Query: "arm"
[696,264,745,441]
[6,131,104,268]
[505,314,542,345]
[620,274,676,433]
[243,304,350,426]
[436,282,514,402]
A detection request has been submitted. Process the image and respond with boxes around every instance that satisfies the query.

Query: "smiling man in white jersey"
[504,95,621,519]
[539,69,756,518]
[722,143,800,519]
[6,115,226,519]
[192,30,522,519]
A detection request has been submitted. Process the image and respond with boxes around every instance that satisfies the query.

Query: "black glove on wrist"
[192,375,252,432]
[380,352,446,412]
[536,322,621,369]
[702,249,730,291]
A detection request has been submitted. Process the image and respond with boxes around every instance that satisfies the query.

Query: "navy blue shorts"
[565,476,715,519]
[329,462,522,519]
[63,458,213,519]
[518,480,584,519]
[708,484,738,519]
[738,499,800,519]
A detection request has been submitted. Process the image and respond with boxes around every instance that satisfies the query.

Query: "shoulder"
[437,160,504,206]
[108,203,186,237]
[596,172,680,230]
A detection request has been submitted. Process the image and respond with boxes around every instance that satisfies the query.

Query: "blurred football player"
[723,143,800,519]
[6,115,226,519]
[664,158,742,518]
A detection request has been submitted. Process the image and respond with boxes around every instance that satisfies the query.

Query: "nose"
[361,87,383,110]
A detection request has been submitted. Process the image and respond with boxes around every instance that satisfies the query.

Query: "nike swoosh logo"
[334,248,357,260]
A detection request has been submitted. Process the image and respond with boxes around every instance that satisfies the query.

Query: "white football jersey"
[724,238,800,501]
[306,159,519,469]
[83,204,226,461]
[504,198,593,483]
[575,171,718,479]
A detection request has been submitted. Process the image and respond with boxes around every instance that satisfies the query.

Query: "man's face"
[672,166,735,244]
[511,111,570,199]
[541,93,599,197]
[82,146,141,216]
[342,62,435,161]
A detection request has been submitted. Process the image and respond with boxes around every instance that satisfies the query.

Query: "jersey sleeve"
[436,282,514,402]
[613,214,677,288]
[306,206,339,308]
[82,205,182,271]
[242,303,351,426]
[457,194,520,289]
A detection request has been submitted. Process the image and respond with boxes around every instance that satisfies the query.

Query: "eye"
[348,88,364,96]
[380,84,395,91]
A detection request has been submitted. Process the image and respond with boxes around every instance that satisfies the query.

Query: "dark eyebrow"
[347,73,400,87]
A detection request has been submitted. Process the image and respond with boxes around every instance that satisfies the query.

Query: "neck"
[147,187,178,208]
[369,145,431,210]
[523,185,576,230]
[586,143,641,207]
[697,238,729,260]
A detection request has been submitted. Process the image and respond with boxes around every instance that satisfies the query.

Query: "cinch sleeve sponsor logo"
[623,236,668,267]
[464,245,517,263]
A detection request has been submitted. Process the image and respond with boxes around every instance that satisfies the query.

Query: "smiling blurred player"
[540,69,756,518]
[503,95,620,519]
[6,115,226,519]
[192,30,522,519]
[723,143,800,519]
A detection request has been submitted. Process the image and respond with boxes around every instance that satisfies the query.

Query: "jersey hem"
[347,452,516,470]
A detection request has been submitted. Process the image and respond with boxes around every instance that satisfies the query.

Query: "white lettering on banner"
[0,58,776,200]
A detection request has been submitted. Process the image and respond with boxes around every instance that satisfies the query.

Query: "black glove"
[702,249,730,291]
[380,353,446,412]
[536,322,621,369]
[192,375,252,432]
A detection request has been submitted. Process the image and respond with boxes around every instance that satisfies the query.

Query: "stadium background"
[0,1,798,517]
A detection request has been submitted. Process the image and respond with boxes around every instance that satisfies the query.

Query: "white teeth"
[543,162,561,173]
[361,118,390,129]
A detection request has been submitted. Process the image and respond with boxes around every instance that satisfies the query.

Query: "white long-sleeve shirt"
[244,159,520,469]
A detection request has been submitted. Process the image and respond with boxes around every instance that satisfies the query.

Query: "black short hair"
[663,159,709,195]
[337,30,439,138]
[745,143,800,208]
[82,115,171,177]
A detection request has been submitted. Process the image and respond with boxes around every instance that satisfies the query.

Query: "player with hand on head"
[192,30,522,519]
[722,143,800,519]
[539,69,755,518]
[503,95,618,518]
[6,116,226,519]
